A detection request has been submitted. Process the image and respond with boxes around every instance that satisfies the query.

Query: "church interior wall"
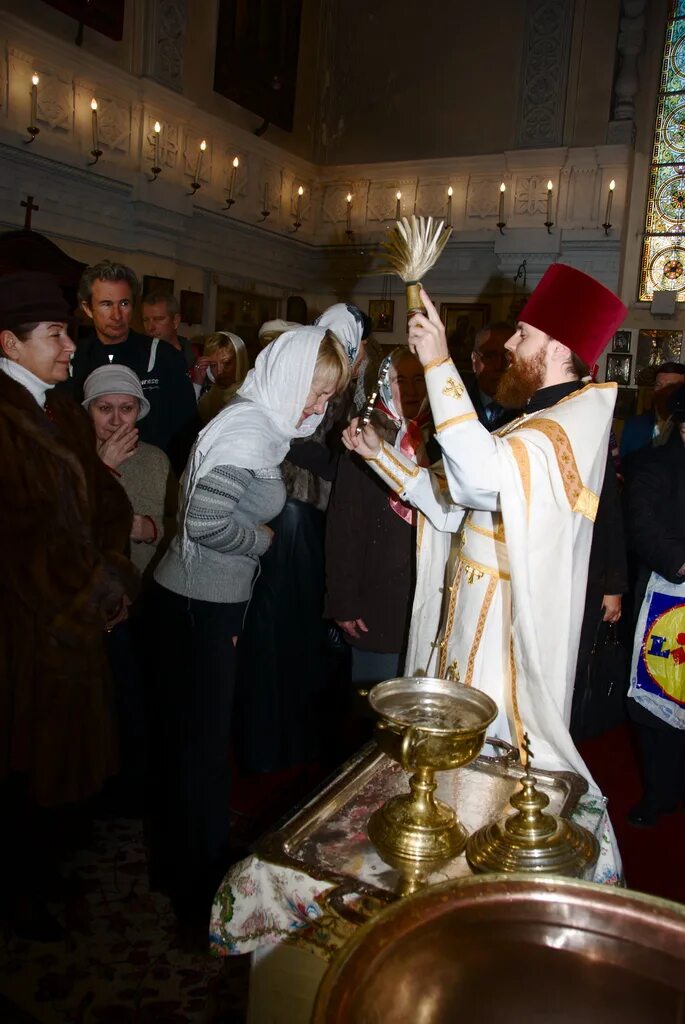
[1,0,681,392]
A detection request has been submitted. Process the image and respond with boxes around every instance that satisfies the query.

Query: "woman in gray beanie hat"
[83,364,177,576]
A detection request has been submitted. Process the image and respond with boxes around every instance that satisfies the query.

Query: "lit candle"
[499,182,506,223]
[229,156,239,201]
[30,73,39,125]
[396,190,402,219]
[346,192,352,232]
[153,121,161,166]
[546,179,553,223]
[194,139,206,183]
[446,185,453,227]
[263,181,269,212]
[90,98,99,152]
[605,179,615,226]
[296,184,304,222]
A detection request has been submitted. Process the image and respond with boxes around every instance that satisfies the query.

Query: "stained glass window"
[640,0,685,301]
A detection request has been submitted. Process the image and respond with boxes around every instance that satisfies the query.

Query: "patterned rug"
[0,818,250,1023]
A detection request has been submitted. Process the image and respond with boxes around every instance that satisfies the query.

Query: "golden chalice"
[367,676,497,888]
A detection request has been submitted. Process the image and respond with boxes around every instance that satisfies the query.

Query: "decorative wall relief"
[515,0,573,148]
[367,181,415,223]
[35,70,72,134]
[145,0,187,93]
[96,98,131,155]
[513,175,552,218]
[466,178,500,220]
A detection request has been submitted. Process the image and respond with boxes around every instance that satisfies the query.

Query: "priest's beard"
[495,348,547,409]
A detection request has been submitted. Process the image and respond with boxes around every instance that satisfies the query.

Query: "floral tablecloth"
[210,776,621,963]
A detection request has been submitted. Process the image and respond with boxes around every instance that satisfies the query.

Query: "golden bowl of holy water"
[367,676,497,875]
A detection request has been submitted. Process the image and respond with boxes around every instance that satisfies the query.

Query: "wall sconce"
[544,179,554,233]
[224,156,239,210]
[602,179,615,235]
[345,192,353,239]
[395,190,402,219]
[188,139,206,196]
[25,73,40,144]
[259,181,271,222]
[149,121,162,181]
[497,182,506,233]
[88,98,102,165]
[292,185,304,231]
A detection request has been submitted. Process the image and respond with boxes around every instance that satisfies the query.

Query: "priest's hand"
[343,417,381,458]
[336,618,369,640]
[407,289,449,366]
[602,594,622,623]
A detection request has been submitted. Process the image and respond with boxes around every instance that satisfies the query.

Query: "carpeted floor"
[579,723,685,905]
[0,816,251,1024]
[0,725,682,1024]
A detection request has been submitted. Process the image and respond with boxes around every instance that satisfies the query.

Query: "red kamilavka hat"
[518,263,627,368]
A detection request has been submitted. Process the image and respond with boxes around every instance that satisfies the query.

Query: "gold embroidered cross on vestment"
[442,377,464,400]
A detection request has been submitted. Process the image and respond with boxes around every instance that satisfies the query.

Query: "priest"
[343,264,626,783]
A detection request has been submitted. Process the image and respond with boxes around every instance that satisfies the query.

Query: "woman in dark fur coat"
[0,272,138,937]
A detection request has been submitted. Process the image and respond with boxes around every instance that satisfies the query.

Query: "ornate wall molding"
[608,0,647,144]
[144,0,187,94]
[515,0,574,148]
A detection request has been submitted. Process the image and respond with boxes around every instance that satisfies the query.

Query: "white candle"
[153,121,161,167]
[396,190,402,219]
[229,156,239,200]
[30,73,39,125]
[546,179,553,223]
[90,98,99,152]
[296,184,304,221]
[346,192,352,231]
[605,179,615,225]
[263,181,269,212]
[499,182,506,223]
[194,139,206,183]
[446,185,453,227]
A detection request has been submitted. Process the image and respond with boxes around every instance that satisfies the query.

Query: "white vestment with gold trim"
[368,359,617,789]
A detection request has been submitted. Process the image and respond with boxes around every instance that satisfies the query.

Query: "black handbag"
[571,619,629,742]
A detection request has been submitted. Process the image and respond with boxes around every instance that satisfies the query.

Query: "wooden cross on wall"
[21,195,39,230]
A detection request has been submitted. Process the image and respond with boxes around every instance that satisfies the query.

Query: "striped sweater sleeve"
[185,465,271,555]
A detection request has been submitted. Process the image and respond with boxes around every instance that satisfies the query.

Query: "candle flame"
[90,98,98,111]
[609,179,616,191]
[396,191,402,201]
[547,180,553,191]
[154,121,161,133]
[447,186,453,197]
[500,182,506,192]
[31,73,39,86]
[298,185,304,196]
[233,156,239,168]
[200,139,207,151]
[346,193,352,203]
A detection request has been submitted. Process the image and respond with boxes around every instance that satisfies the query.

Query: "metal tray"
[257,739,588,898]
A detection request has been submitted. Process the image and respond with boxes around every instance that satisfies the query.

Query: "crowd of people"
[1,258,684,944]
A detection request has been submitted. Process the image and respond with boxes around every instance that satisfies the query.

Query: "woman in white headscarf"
[150,327,350,928]
[192,330,249,424]
[235,303,370,775]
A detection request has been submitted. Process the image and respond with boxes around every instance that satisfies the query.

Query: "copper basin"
[313,875,685,1023]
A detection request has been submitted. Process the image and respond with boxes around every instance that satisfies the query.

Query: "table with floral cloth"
[210,746,621,964]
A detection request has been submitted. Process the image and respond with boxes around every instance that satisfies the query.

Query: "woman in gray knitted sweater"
[149,325,350,927]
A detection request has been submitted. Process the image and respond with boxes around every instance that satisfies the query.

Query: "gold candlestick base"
[466,735,599,877]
